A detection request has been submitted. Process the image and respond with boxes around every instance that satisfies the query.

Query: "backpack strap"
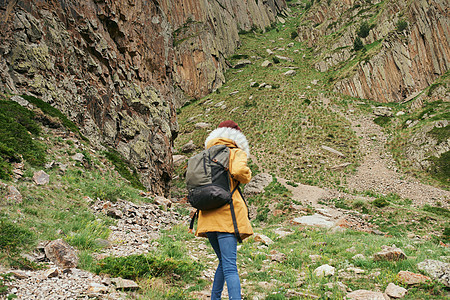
[188,209,199,233]
[229,183,243,243]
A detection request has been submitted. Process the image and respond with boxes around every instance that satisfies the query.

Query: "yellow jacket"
[195,128,253,240]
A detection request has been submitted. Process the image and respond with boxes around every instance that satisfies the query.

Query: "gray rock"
[43,268,59,278]
[181,140,196,153]
[11,95,33,109]
[253,233,273,245]
[112,277,139,290]
[244,173,273,195]
[373,106,393,117]
[417,259,450,287]
[275,55,294,62]
[374,245,407,261]
[71,153,84,162]
[154,196,172,209]
[385,282,407,298]
[284,70,296,76]
[172,155,187,167]
[345,290,388,300]
[293,214,334,228]
[6,185,22,203]
[266,49,274,55]
[194,122,210,129]
[106,208,123,219]
[33,170,50,185]
[44,239,78,269]
[261,60,272,67]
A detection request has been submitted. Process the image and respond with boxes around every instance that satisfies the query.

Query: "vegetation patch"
[0,99,46,179]
[103,149,145,190]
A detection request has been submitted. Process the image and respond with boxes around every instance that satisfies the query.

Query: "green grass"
[103,149,146,190]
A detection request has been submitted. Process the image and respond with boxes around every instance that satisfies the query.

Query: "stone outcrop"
[298,0,449,103]
[0,0,286,195]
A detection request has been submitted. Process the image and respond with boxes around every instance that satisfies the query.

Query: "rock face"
[0,0,286,195]
[298,0,449,103]
[417,259,450,287]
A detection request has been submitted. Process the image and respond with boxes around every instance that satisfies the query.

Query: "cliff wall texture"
[0,0,285,195]
[298,0,449,103]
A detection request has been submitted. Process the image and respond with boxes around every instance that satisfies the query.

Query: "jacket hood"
[205,127,250,156]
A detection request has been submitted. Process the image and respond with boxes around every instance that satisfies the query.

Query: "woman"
[195,120,253,300]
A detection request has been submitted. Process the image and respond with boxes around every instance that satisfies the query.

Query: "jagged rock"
[6,185,22,203]
[321,145,346,158]
[11,95,33,109]
[417,259,450,287]
[33,170,50,185]
[106,208,123,219]
[154,196,172,209]
[42,268,59,278]
[266,49,274,55]
[253,233,273,245]
[374,245,407,261]
[373,107,393,117]
[293,214,334,228]
[275,55,294,62]
[172,155,187,167]
[284,70,296,76]
[87,282,109,294]
[270,250,286,263]
[261,60,272,67]
[181,140,196,153]
[345,290,388,300]
[385,283,407,298]
[71,153,84,162]
[44,239,79,269]
[314,264,335,277]
[244,173,273,195]
[112,277,139,290]
[397,271,431,285]
[194,122,210,129]
[233,60,252,69]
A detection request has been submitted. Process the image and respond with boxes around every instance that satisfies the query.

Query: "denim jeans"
[206,232,241,300]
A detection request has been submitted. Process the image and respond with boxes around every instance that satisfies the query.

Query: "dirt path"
[345,111,450,208]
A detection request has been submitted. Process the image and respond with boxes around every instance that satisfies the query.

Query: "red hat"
[218,120,241,131]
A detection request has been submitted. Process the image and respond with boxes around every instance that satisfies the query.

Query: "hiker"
[196,120,253,300]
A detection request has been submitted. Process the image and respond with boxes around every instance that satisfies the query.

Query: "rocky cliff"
[0,0,286,195]
[297,0,449,103]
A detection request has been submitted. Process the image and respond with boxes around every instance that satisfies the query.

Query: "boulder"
[154,196,172,209]
[44,239,78,269]
[172,155,187,167]
[385,283,407,298]
[345,290,388,300]
[417,259,450,287]
[112,277,139,290]
[373,106,393,117]
[284,70,296,76]
[314,264,335,277]
[244,173,273,195]
[261,60,272,67]
[71,153,84,162]
[373,245,407,261]
[397,271,431,285]
[181,140,196,153]
[33,170,50,185]
[253,233,273,245]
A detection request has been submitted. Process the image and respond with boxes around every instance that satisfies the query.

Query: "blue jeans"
[206,232,241,300]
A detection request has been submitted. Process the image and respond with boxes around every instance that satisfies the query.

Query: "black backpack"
[185,144,244,242]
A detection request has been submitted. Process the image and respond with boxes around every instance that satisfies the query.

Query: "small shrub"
[357,21,371,38]
[373,116,391,127]
[94,254,199,281]
[0,219,34,254]
[372,197,389,208]
[353,37,364,51]
[396,19,408,32]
